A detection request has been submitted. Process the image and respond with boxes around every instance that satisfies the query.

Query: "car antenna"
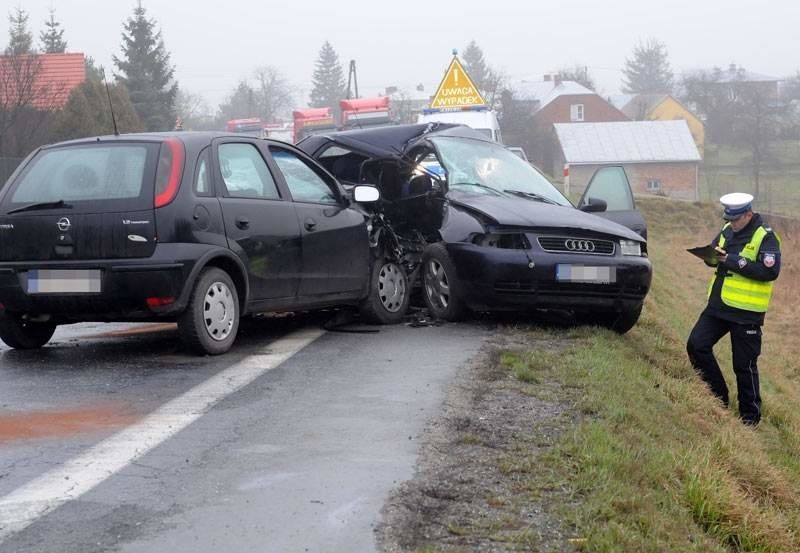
[100,67,120,136]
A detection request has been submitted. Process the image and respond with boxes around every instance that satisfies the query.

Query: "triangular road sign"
[430,57,486,110]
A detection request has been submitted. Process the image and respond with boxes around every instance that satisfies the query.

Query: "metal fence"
[0,157,23,185]
[699,163,800,218]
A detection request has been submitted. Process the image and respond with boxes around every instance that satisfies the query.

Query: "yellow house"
[621,94,705,156]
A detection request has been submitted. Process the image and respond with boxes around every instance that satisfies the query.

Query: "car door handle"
[304,218,317,232]
[235,216,250,229]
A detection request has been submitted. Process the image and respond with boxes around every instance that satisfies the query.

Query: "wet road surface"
[0,315,490,552]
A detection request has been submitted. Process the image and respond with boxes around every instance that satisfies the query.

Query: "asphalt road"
[0,315,490,552]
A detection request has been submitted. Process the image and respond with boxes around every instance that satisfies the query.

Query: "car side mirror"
[580,197,607,213]
[353,184,380,203]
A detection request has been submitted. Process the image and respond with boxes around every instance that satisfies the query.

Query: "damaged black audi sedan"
[298,123,652,332]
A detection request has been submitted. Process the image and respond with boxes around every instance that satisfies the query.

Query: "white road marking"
[0,327,324,542]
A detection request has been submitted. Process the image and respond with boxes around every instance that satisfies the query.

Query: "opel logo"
[565,239,595,252]
[57,217,71,232]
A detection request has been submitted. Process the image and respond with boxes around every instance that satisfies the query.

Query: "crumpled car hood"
[447,191,645,242]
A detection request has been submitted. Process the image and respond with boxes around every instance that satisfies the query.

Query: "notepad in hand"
[687,245,721,264]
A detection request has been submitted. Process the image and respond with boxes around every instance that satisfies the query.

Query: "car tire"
[586,303,643,334]
[0,317,57,349]
[178,268,240,355]
[422,243,468,322]
[359,257,410,324]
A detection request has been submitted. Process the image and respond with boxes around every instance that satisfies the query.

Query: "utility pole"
[346,60,359,100]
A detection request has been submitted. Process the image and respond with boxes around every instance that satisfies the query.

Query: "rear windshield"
[7,144,155,206]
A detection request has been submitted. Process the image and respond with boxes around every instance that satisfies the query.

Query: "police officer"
[687,193,781,426]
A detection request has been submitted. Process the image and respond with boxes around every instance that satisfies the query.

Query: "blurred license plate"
[556,265,616,284]
[27,269,102,293]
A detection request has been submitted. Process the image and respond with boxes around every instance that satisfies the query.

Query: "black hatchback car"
[0,132,398,354]
[299,123,652,332]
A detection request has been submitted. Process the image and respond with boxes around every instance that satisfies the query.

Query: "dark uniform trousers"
[687,310,762,424]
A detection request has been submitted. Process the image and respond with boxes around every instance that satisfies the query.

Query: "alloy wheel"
[425,259,450,310]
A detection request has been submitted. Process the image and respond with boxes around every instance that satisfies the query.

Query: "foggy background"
[3,0,799,105]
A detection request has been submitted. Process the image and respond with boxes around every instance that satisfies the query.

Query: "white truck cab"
[417,108,502,144]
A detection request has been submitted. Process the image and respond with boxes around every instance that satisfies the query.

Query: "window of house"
[646,178,662,193]
[570,104,585,122]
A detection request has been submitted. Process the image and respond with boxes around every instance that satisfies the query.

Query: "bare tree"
[558,64,596,91]
[0,52,65,156]
[175,88,214,130]
[217,66,295,126]
[732,83,789,200]
[253,66,295,122]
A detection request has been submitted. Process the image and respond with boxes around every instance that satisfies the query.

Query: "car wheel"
[178,267,239,355]
[422,243,468,321]
[0,317,57,349]
[359,258,410,324]
[584,304,643,334]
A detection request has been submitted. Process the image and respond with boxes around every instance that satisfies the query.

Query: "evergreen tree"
[113,2,178,132]
[5,7,33,55]
[53,76,144,141]
[462,41,490,93]
[39,8,67,54]
[461,40,505,106]
[85,56,104,81]
[622,38,673,94]
[309,41,345,112]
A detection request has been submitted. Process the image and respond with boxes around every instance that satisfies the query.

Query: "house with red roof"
[0,52,85,110]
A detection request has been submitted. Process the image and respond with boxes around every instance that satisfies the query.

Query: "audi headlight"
[473,233,531,250]
[619,239,642,256]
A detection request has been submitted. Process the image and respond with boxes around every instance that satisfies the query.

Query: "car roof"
[39,131,294,151]
[298,123,491,159]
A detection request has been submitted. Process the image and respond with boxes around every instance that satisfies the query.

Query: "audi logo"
[565,239,595,252]
[56,217,72,232]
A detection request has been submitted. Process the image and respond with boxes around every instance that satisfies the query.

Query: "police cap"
[720,192,754,220]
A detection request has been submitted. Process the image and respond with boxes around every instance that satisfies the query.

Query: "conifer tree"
[622,38,674,94]
[113,2,178,131]
[462,41,490,93]
[309,41,346,112]
[39,9,67,54]
[5,7,33,55]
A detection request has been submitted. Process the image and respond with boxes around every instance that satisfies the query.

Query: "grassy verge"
[500,198,800,551]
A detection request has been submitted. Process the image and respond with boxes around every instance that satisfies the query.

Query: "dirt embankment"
[377,329,581,553]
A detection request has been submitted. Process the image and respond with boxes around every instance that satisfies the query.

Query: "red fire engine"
[339,96,392,130]
[292,107,336,143]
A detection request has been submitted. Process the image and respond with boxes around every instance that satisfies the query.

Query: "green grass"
[499,198,800,551]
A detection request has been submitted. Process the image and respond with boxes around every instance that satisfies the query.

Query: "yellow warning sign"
[430,57,486,110]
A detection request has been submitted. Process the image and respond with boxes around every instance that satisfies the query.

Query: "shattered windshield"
[431,137,571,207]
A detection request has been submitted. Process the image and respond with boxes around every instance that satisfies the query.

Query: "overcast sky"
[4,0,800,111]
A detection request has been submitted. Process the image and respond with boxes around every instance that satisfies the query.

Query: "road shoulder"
[377,328,581,552]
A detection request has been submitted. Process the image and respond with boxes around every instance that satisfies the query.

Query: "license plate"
[27,269,102,294]
[556,264,616,284]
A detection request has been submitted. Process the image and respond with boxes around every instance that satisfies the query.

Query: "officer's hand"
[715,246,728,263]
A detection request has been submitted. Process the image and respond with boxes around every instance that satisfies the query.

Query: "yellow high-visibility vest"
[707,223,780,312]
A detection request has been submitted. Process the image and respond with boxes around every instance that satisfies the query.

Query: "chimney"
[544,74,552,82]
[554,74,563,86]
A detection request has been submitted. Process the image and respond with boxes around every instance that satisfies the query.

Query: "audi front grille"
[537,236,616,255]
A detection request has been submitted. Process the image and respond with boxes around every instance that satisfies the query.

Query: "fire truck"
[339,96,393,130]
[292,108,337,143]
[225,117,266,136]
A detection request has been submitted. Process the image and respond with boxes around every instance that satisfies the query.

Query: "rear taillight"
[154,138,185,208]
[146,296,176,309]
